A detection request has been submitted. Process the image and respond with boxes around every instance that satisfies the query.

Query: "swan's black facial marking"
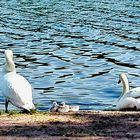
[118,79,121,84]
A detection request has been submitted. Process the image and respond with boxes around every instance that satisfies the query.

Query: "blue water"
[0,0,140,111]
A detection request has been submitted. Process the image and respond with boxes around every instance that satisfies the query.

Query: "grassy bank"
[0,110,140,140]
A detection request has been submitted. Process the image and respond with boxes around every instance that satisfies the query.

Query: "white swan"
[0,50,35,113]
[117,73,140,110]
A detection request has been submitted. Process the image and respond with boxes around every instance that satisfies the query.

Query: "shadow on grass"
[0,112,140,139]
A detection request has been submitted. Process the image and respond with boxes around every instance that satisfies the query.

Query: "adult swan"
[117,73,140,110]
[0,50,35,113]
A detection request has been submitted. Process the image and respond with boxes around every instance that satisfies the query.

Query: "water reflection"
[0,0,140,111]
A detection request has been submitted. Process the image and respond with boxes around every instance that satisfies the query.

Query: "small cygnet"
[57,102,69,113]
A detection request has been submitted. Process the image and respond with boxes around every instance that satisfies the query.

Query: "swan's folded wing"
[127,87,140,99]
[2,73,34,110]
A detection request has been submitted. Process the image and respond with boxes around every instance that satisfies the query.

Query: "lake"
[0,0,140,111]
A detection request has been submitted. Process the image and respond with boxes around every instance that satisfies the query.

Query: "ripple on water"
[0,0,139,111]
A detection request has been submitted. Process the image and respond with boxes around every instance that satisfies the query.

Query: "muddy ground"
[0,111,140,140]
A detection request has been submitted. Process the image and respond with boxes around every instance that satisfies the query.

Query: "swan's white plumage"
[126,87,140,98]
[0,50,35,112]
[57,102,69,113]
[117,73,140,110]
[69,105,79,112]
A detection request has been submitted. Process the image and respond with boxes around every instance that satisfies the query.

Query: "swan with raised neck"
[0,49,35,113]
[119,73,130,95]
[117,73,140,110]
[3,50,16,73]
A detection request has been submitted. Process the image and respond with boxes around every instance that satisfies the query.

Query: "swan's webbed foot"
[120,106,137,111]
[21,109,30,114]
[21,109,36,114]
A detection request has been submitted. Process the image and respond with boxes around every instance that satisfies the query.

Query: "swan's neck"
[3,57,16,73]
[121,77,129,94]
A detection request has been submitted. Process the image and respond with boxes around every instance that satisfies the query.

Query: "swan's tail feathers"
[22,103,36,112]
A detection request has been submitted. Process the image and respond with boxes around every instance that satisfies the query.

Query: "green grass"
[0,110,39,115]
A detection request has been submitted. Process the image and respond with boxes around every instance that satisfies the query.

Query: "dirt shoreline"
[0,110,140,140]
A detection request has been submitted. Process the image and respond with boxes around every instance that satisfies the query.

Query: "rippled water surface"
[0,0,140,111]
